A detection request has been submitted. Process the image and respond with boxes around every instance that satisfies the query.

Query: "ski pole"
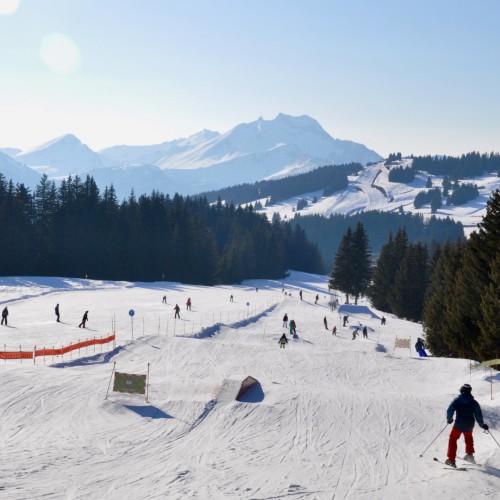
[485,428,500,448]
[419,423,449,457]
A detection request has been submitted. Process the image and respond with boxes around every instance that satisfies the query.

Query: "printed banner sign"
[394,338,411,349]
[113,371,146,395]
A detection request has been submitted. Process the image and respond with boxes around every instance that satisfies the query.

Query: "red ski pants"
[447,427,474,461]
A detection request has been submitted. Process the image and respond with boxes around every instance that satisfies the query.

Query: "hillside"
[1,273,499,499]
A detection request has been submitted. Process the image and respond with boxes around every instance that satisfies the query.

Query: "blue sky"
[0,0,499,156]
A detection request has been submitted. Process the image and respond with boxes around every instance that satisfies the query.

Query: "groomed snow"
[260,160,500,236]
[1,272,499,499]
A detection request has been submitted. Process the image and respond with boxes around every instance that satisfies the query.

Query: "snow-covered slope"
[1,273,499,499]
[258,159,500,235]
[0,150,41,189]
[0,147,22,157]
[15,134,104,176]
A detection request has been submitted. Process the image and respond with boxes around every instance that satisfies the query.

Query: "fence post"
[33,346,36,366]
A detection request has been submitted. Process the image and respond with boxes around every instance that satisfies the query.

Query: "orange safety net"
[0,351,33,360]
[0,334,116,359]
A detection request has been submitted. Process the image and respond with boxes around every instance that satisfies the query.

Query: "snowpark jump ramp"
[338,304,380,319]
[216,376,261,405]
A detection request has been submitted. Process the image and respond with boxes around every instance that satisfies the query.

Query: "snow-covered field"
[1,272,499,499]
[260,160,500,236]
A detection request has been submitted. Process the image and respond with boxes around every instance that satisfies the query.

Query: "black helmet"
[460,384,472,393]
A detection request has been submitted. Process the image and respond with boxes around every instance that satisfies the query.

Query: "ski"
[433,458,467,471]
[458,457,482,467]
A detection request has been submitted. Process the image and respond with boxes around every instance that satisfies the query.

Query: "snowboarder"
[445,384,488,468]
[352,327,359,340]
[282,313,288,328]
[299,290,303,300]
[323,316,328,330]
[332,326,337,335]
[278,333,288,349]
[174,304,180,319]
[362,326,368,338]
[289,319,297,337]
[343,315,349,327]
[78,311,88,328]
[230,294,234,302]
[1,306,8,326]
[162,295,167,304]
[186,298,192,310]
[381,316,386,325]
[415,338,428,357]
[55,303,60,322]
[315,294,319,304]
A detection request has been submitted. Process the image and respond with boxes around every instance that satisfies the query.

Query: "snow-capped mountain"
[6,114,380,197]
[15,134,104,177]
[0,151,41,189]
[0,147,22,157]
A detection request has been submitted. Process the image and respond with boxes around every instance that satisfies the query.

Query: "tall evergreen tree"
[350,222,372,304]
[329,227,354,303]
[389,242,429,321]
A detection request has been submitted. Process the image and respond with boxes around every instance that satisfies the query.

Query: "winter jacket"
[415,340,425,351]
[447,393,484,432]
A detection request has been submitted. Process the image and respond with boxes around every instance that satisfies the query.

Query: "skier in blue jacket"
[445,384,488,467]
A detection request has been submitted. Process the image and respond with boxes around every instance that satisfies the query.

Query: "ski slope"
[1,273,499,499]
[260,160,500,236]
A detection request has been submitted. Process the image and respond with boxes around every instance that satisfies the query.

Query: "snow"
[260,159,500,233]
[1,272,499,499]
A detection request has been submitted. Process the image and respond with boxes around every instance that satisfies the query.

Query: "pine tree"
[367,233,395,311]
[350,222,372,304]
[390,242,429,321]
[329,226,355,303]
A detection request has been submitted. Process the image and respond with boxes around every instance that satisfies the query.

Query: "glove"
[447,419,453,424]
[482,424,489,431]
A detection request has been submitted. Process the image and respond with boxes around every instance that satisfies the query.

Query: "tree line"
[327,190,499,361]
[290,210,463,272]
[199,163,361,206]
[0,173,323,284]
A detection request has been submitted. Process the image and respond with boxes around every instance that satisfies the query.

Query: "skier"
[174,304,180,319]
[299,290,303,301]
[282,313,288,328]
[415,338,428,357]
[230,294,234,302]
[186,297,192,310]
[445,384,489,468]
[289,319,297,337]
[55,303,60,322]
[362,326,368,338]
[162,295,167,304]
[278,333,288,349]
[343,315,349,327]
[332,326,337,335]
[323,316,328,330]
[352,327,359,340]
[78,311,89,328]
[1,306,8,326]
[315,294,319,304]
[381,316,386,326]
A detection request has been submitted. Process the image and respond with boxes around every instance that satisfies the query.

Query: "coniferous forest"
[0,174,323,284]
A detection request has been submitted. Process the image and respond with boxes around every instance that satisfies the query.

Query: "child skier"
[415,338,428,357]
[278,333,288,349]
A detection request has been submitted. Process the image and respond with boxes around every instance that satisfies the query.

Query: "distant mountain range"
[0,114,381,198]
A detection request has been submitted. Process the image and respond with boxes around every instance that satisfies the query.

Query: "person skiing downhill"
[332,326,337,335]
[362,326,368,338]
[282,313,288,328]
[78,311,88,328]
[174,304,180,319]
[186,298,191,310]
[299,290,303,301]
[289,319,297,337]
[323,316,328,330]
[55,303,60,322]
[343,315,349,327]
[278,333,288,349]
[445,384,488,468]
[1,306,8,326]
[415,338,428,357]
[315,294,319,304]
[352,327,359,340]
